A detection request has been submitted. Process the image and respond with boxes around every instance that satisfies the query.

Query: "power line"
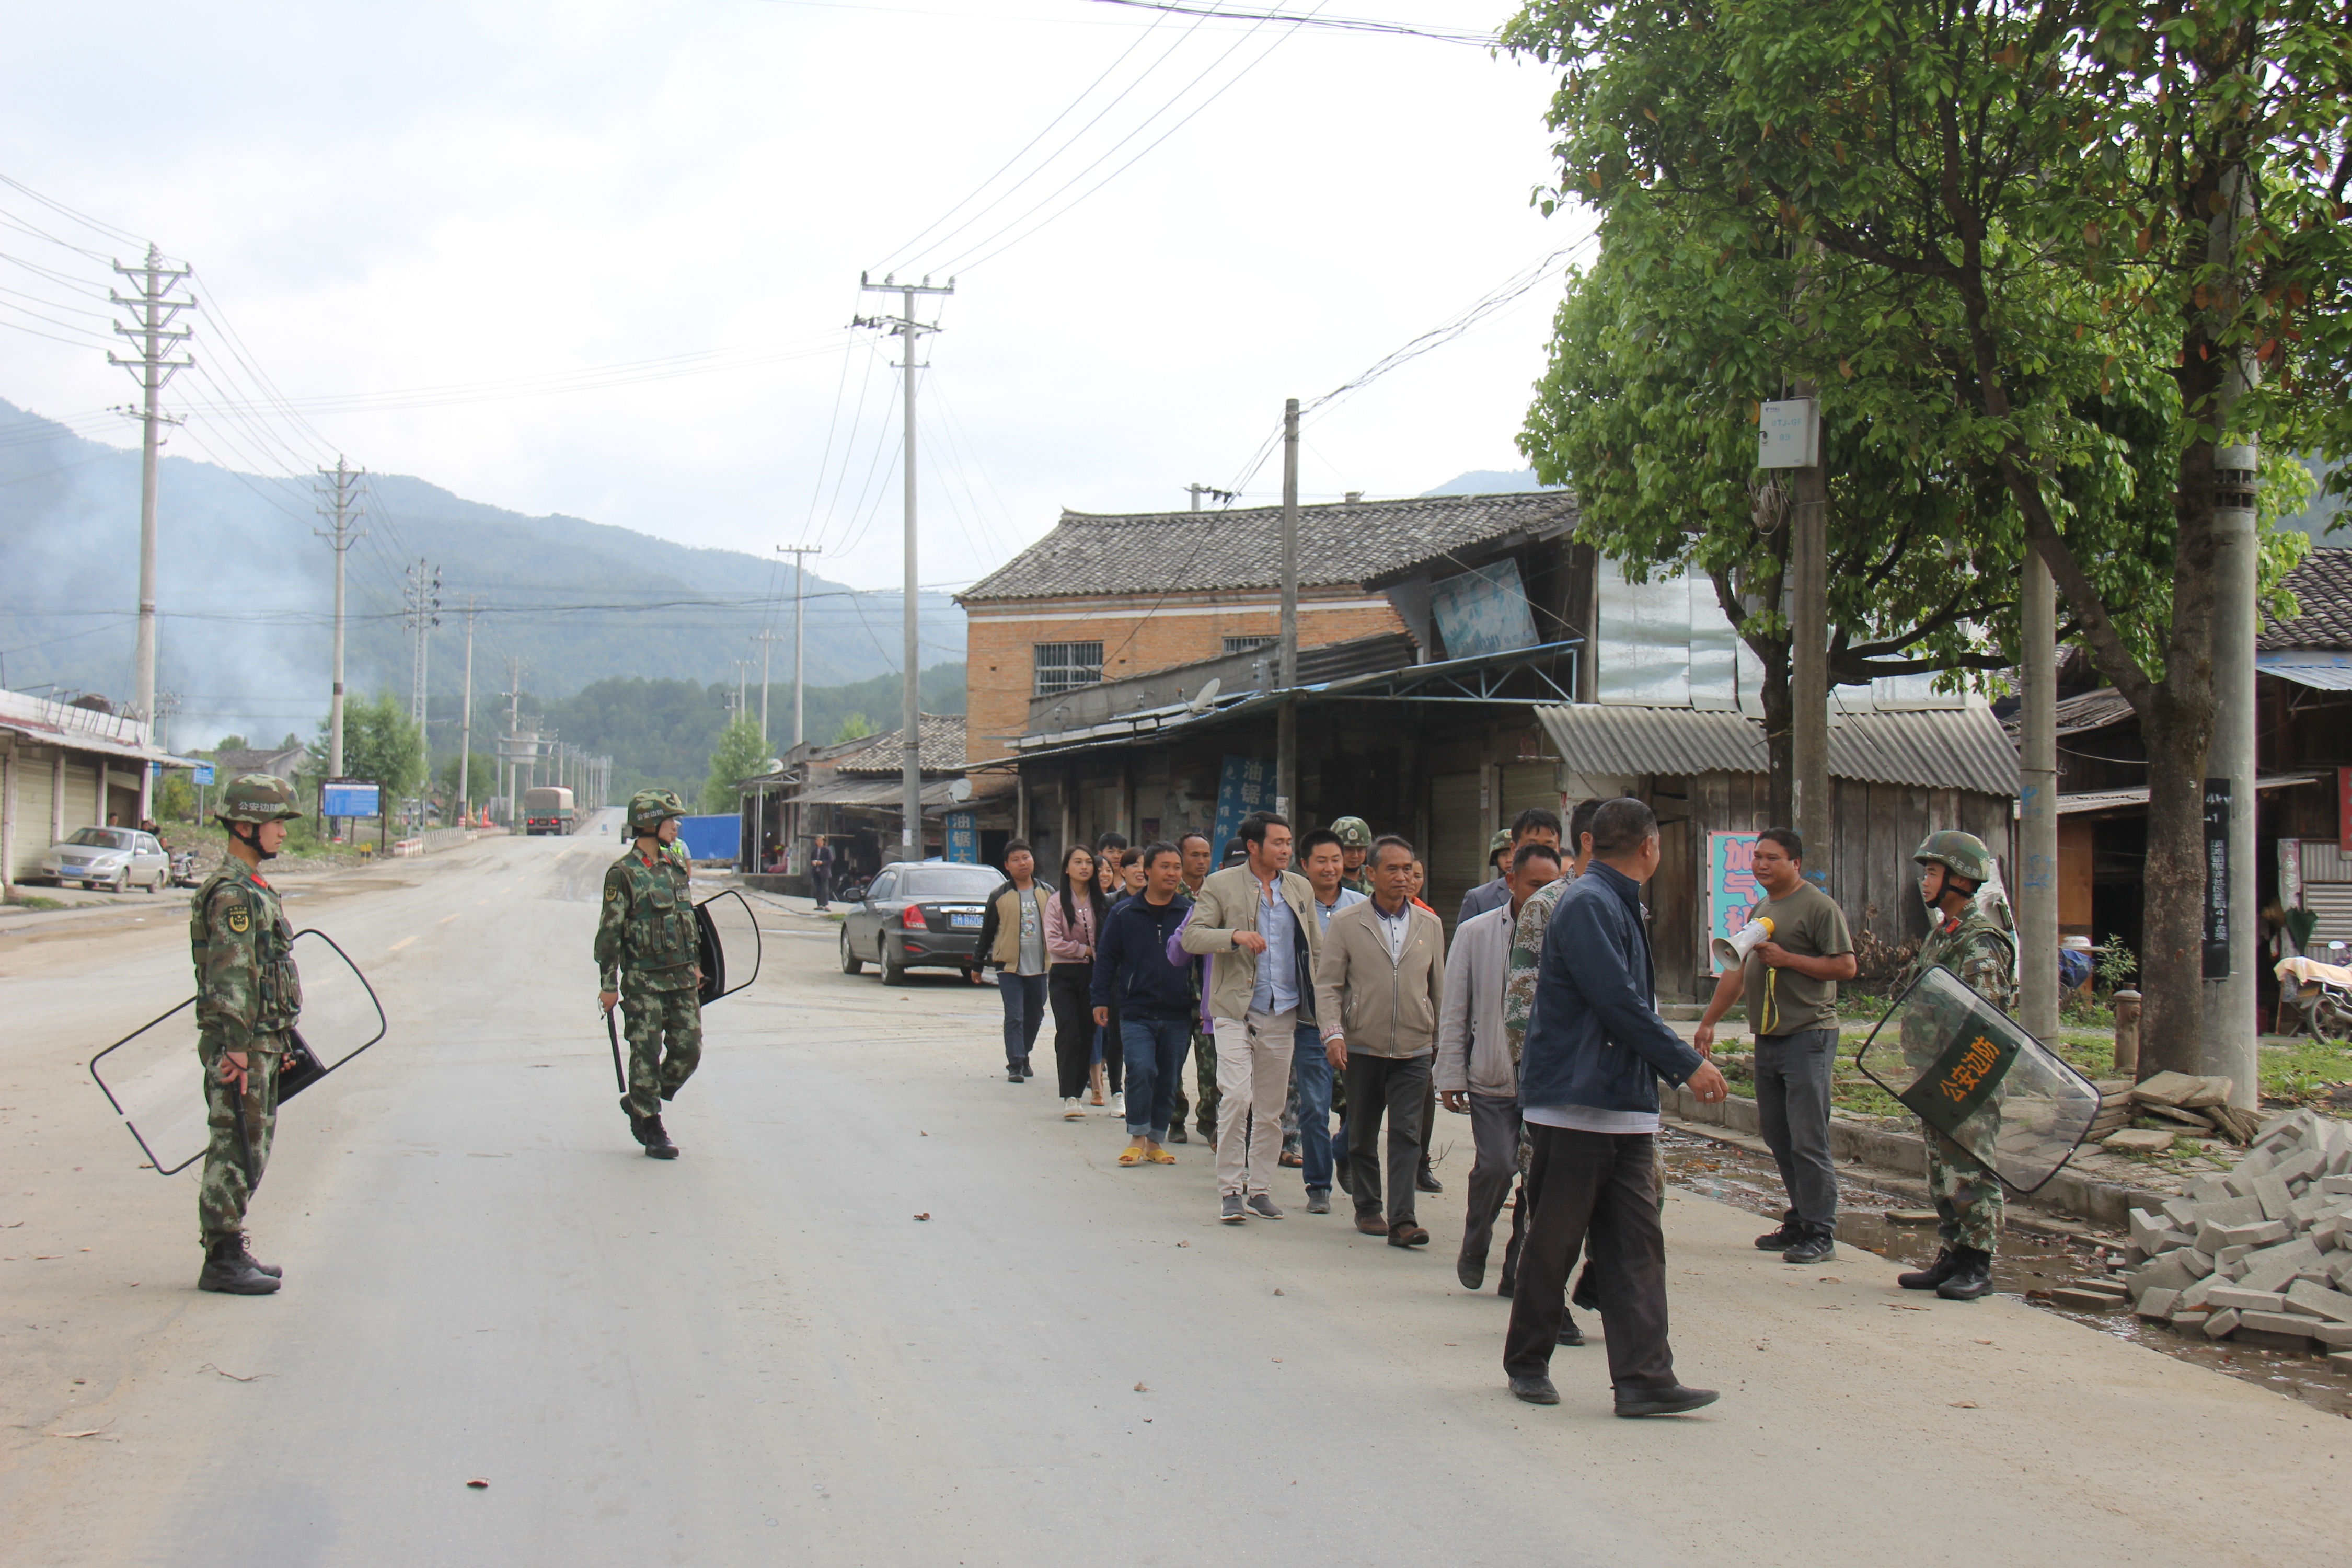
[1087,0,1492,44]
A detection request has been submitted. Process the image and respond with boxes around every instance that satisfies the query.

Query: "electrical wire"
[1087,0,1491,44]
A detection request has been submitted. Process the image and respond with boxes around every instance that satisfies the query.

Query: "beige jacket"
[1314,896,1445,1058]
[1178,862,1322,1022]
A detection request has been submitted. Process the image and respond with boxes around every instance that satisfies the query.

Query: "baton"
[228,1062,257,1181]
[605,1005,627,1093]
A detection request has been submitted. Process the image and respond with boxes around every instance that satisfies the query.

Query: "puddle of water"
[1661,1127,2352,1420]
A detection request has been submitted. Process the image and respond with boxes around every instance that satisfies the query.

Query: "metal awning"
[782,777,963,809]
[1534,702,2021,796]
[2053,773,2328,815]
[0,719,201,769]
[2259,664,2352,691]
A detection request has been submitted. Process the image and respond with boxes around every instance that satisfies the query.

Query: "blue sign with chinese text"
[944,810,978,864]
[192,763,214,786]
[1210,755,1273,862]
[320,779,382,819]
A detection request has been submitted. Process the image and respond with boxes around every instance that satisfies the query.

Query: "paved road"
[3,826,2345,1566]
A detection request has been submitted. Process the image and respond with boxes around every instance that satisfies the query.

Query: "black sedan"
[838,861,1007,984]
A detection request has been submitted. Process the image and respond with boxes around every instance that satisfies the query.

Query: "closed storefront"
[1426,770,1484,925]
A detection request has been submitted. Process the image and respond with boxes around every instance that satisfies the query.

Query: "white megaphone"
[1710,916,1774,974]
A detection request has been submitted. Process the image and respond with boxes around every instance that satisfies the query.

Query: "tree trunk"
[1759,638,1794,828]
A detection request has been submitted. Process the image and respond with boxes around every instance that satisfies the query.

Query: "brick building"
[955,491,1585,766]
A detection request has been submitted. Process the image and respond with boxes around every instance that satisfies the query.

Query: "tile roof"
[2263,547,2352,650]
[958,491,1580,603]
[1998,687,2136,740]
[1534,702,2020,797]
[832,713,968,775]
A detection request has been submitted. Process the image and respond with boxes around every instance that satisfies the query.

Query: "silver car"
[38,826,171,893]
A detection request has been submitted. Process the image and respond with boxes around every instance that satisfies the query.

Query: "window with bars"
[1222,635,1277,656]
[1033,641,1104,695]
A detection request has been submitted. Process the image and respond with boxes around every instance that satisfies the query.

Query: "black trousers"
[1048,963,1096,1099]
[1342,1054,1431,1224]
[1503,1126,1677,1394]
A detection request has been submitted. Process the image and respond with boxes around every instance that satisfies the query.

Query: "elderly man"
[1316,835,1447,1248]
[1505,798,1728,1416]
[1440,840,1566,1308]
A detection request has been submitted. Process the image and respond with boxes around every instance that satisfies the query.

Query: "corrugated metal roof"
[1535,704,2021,797]
[2261,663,2352,691]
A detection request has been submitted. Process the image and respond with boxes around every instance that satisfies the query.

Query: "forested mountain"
[0,398,966,745]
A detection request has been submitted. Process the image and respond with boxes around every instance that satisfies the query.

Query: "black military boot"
[639,1114,680,1159]
[1898,1246,1963,1291]
[1935,1247,1994,1300]
[198,1235,281,1295]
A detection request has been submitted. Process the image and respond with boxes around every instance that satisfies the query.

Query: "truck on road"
[523,787,575,836]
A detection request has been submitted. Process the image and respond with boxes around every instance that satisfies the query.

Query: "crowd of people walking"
[949,797,2019,1417]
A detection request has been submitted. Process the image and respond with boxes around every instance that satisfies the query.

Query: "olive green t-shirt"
[1740,881,1854,1036]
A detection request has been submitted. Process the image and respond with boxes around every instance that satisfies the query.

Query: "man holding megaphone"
[1694,828,1855,1265]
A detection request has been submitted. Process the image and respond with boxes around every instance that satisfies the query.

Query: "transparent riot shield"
[695,889,762,1005]
[88,929,386,1174]
[1855,965,2101,1195]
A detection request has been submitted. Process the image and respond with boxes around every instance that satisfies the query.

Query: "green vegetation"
[305,691,426,802]
[2260,1038,2352,1108]
[702,720,771,814]
[832,711,874,743]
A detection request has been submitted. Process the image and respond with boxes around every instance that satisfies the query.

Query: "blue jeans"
[997,972,1047,1067]
[1291,1023,1335,1191]
[1119,1017,1194,1138]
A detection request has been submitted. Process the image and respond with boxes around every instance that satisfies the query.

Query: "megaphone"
[1710,916,1774,973]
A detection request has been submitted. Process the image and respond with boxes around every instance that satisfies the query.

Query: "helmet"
[1913,830,1997,886]
[627,789,688,835]
[1489,828,1514,855]
[1331,816,1373,850]
[214,774,303,825]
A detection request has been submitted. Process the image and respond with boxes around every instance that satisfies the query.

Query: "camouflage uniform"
[1898,905,2017,1253]
[1332,816,1374,899]
[597,832,704,1119]
[191,854,302,1245]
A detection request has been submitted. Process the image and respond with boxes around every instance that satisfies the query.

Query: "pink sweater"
[1041,891,1098,963]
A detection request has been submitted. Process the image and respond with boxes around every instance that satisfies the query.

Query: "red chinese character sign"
[1853,966,2101,1195]
[1707,832,1762,956]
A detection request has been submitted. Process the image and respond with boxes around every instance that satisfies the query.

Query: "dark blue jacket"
[1091,892,1196,1021]
[1517,861,1705,1115]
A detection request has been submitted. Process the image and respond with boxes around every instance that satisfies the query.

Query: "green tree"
[701,719,769,814]
[154,771,197,823]
[832,712,873,744]
[1504,0,2348,1077]
[307,691,425,804]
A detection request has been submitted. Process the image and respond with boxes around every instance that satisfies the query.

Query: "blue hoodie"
[1516,860,1705,1115]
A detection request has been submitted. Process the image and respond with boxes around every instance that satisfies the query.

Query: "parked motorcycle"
[2276,946,2352,1041]
[168,850,201,889]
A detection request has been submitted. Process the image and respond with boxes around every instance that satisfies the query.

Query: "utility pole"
[1788,387,1830,893]
[857,271,954,861]
[2019,559,2059,1039]
[404,560,442,730]
[458,598,477,825]
[776,544,822,749]
[732,659,753,729]
[1275,398,1300,819]
[1185,483,1234,513]
[107,244,193,732]
[314,457,366,779]
[503,656,525,827]
[752,630,788,748]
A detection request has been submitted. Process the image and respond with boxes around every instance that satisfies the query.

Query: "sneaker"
[1108,1092,1125,1117]
[1781,1228,1837,1266]
[1007,1065,1023,1083]
[1305,1188,1330,1214]
[1247,1193,1284,1219]
[1062,1098,1086,1121]
[1754,1217,1802,1250]
[1220,1193,1248,1224]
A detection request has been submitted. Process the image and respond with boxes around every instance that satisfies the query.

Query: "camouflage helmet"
[627,788,688,835]
[1913,829,1997,886]
[1489,828,1514,856]
[1330,816,1373,851]
[214,773,303,825]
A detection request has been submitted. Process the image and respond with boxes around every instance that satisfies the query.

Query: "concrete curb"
[1662,1085,2165,1228]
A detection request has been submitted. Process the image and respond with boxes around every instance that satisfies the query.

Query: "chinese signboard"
[1210,756,1273,862]
[1429,559,1539,658]
[944,810,978,864]
[1707,832,1763,953]
[320,778,382,820]
[2203,778,2231,979]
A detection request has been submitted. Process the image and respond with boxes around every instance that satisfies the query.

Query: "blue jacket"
[1091,892,1197,1021]
[1517,861,1705,1115]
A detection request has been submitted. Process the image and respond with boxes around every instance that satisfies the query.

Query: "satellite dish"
[1186,678,1222,714]
[948,777,974,803]
[761,758,784,775]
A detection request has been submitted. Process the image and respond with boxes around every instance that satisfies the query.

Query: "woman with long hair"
[1044,845,1106,1120]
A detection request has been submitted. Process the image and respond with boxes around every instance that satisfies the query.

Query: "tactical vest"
[190,862,303,1034]
[615,851,698,971]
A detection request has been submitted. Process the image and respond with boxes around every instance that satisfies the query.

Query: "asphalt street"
[2,822,2345,1567]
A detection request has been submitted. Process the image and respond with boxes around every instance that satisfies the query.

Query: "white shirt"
[1372,897,1412,963]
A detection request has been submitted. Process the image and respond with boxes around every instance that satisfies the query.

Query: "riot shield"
[1855,965,2101,1195]
[695,889,762,1005]
[88,928,386,1174]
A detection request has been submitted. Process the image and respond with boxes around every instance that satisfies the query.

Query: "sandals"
[1145,1147,1177,1165]
[1118,1147,1145,1166]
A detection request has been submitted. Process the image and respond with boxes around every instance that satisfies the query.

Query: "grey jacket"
[1435,902,1515,1096]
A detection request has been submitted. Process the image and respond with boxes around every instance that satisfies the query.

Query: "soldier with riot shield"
[597,790,703,1158]
[190,774,307,1295]
[1893,831,2017,1302]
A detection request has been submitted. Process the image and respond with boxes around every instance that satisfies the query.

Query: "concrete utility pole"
[2019,558,2060,1040]
[314,457,366,779]
[776,544,822,749]
[458,598,477,824]
[1787,386,1831,892]
[732,660,753,729]
[1185,483,1234,513]
[503,657,525,827]
[1275,398,1301,819]
[856,271,954,861]
[2203,164,2261,1108]
[107,243,193,732]
[752,630,787,748]
[404,560,441,731]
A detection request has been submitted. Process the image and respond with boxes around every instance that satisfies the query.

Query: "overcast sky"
[0,1,1587,595]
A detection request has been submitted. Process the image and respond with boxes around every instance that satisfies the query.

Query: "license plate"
[950,913,983,928]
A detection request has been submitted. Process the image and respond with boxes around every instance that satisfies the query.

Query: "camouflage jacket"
[190,857,301,1051]
[1502,874,1574,1067]
[596,845,699,991]
[1901,906,2019,1014]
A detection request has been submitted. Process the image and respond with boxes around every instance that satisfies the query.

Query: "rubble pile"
[2098,1070,2262,1154]
[2123,1110,2352,1355]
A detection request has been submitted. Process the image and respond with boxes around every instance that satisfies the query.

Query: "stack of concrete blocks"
[2123,1110,2352,1364]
